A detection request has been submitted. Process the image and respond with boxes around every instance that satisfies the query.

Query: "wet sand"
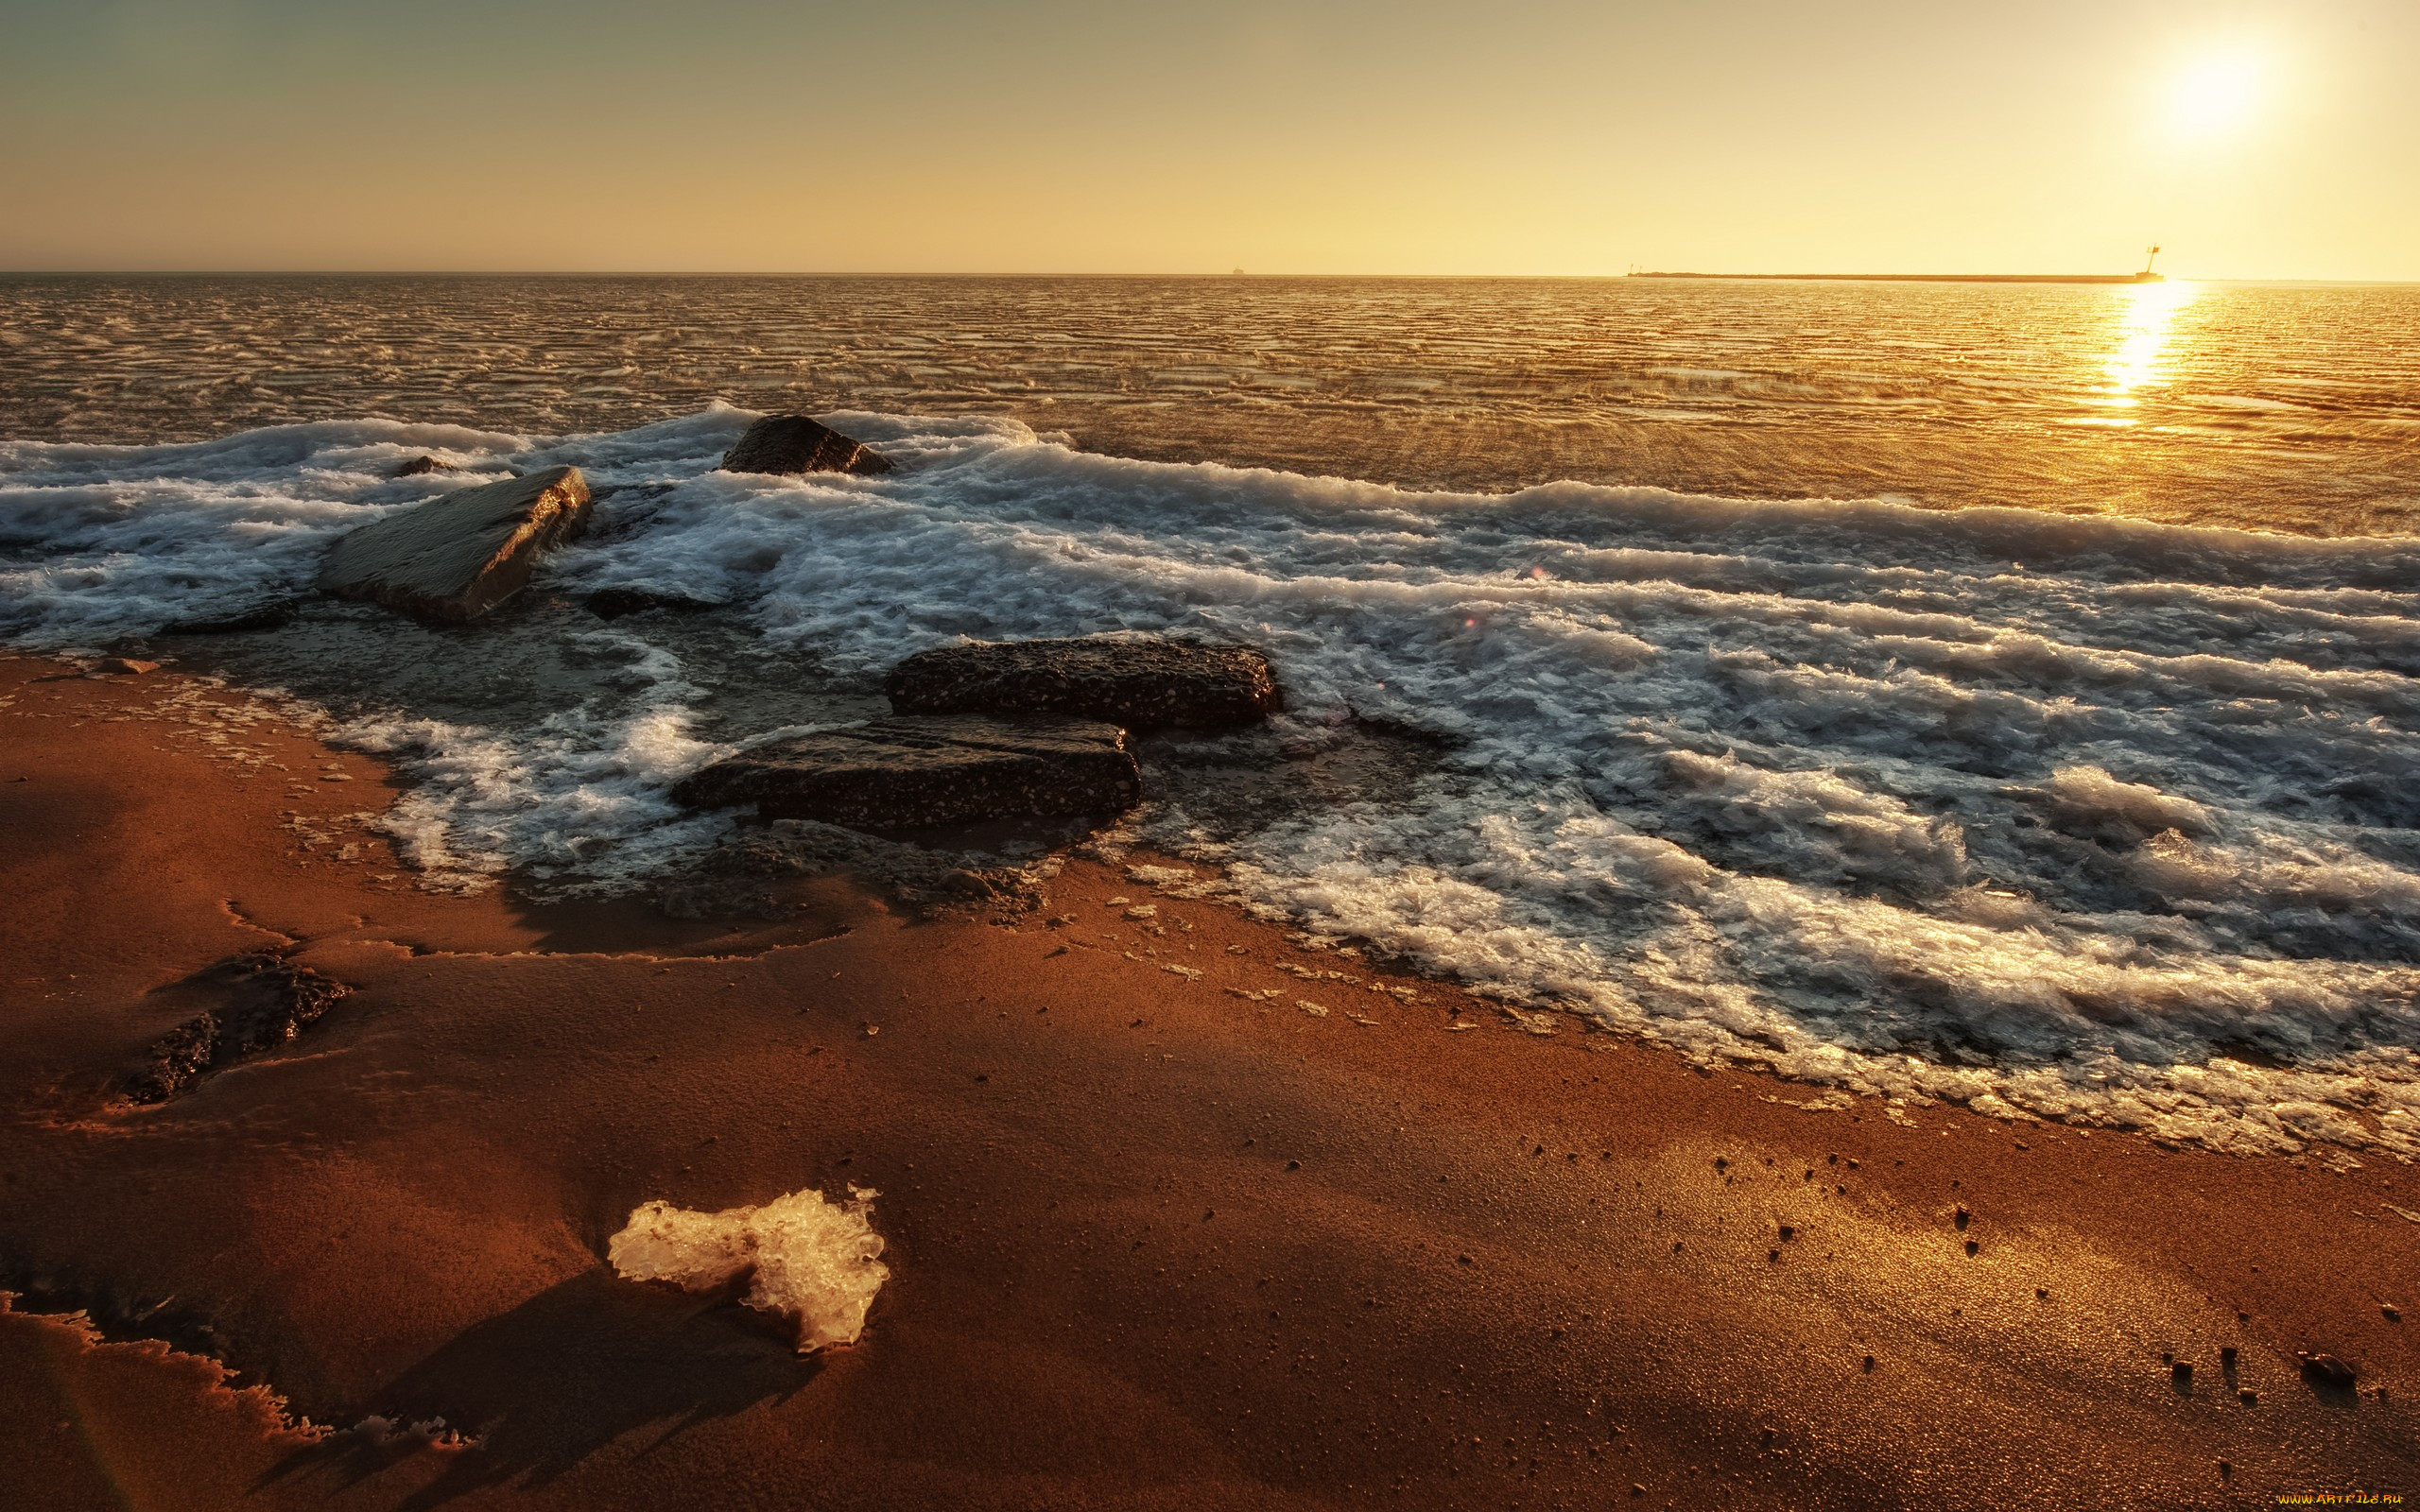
[1,653,2413,1510]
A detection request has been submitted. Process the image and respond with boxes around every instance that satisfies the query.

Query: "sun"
[2165,53,2263,139]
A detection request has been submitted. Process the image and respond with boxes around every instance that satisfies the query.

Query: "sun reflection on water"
[2097,280,2199,419]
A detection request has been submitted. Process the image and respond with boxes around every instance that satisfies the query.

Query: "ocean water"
[4,276,2419,1159]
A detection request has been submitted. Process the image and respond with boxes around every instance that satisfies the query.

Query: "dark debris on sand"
[122,954,354,1105]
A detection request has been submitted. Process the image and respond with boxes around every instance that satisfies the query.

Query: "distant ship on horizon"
[1632,247,2166,285]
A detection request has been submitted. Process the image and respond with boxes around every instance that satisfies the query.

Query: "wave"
[6,406,2417,1157]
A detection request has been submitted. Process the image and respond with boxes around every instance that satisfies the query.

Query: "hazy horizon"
[4,270,2417,284]
[4,0,2414,281]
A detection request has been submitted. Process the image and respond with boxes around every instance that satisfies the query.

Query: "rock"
[92,658,158,676]
[719,416,891,477]
[887,636,1282,730]
[123,954,352,1104]
[318,465,592,623]
[2299,1351,2358,1388]
[583,586,722,620]
[658,817,1051,921]
[393,455,457,477]
[671,715,1138,829]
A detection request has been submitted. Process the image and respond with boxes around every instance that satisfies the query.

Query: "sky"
[0,0,2413,278]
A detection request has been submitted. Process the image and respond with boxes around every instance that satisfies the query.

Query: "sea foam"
[609,1185,889,1352]
[6,406,2418,1156]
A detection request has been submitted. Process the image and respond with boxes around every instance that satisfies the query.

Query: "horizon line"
[3,267,2414,285]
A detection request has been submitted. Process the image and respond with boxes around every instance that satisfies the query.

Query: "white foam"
[7,407,2420,1157]
[608,1186,889,1352]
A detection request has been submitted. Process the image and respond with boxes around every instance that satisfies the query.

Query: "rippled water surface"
[7,276,2420,1157]
[5,274,2416,534]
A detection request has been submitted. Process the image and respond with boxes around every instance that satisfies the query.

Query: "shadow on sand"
[259,1267,816,1507]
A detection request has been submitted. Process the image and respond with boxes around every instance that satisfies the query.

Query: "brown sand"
[1,652,2412,1510]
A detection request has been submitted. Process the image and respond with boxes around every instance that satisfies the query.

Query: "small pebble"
[2238,1388,2258,1406]
[2035,1287,2049,1299]
[2220,1345,2238,1364]
[1964,1239,1979,1257]
[1861,1354,1876,1372]
[1953,1206,1970,1231]
[2384,1305,2402,1323]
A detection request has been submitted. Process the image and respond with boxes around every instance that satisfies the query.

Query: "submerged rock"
[583,586,723,620]
[161,598,301,635]
[673,715,1138,829]
[318,465,591,623]
[719,415,891,477]
[393,455,458,477]
[887,637,1281,730]
[659,817,1049,920]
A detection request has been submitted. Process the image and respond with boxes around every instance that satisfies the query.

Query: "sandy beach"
[0,651,2412,1509]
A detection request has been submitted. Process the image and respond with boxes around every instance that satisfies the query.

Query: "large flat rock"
[318,465,591,623]
[887,637,1281,730]
[719,416,892,477]
[671,715,1138,828]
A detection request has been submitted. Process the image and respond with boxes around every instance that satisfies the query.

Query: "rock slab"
[318,465,591,623]
[672,715,1138,829]
[887,637,1281,730]
[720,416,892,477]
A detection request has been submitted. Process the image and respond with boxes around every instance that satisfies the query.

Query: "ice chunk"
[608,1185,889,1352]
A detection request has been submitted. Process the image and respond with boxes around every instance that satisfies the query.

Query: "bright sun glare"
[2166,53,2264,138]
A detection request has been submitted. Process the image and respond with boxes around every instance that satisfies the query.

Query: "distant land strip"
[1632,271,2165,284]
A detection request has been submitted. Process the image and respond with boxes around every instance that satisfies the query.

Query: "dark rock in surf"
[719,415,892,477]
[122,954,353,1105]
[394,455,458,477]
[162,598,302,635]
[318,465,592,623]
[583,586,723,620]
[659,817,1050,921]
[887,637,1282,730]
[672,715,1138,829]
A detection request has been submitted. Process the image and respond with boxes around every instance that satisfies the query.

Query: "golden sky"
[2,0,2412,278]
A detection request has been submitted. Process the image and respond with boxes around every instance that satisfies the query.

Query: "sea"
[4,273,2418,1157]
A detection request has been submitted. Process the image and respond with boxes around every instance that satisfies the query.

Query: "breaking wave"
[5,407,2418,1156]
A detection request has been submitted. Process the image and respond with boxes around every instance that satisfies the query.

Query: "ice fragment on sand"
[609,1185,889,1352]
